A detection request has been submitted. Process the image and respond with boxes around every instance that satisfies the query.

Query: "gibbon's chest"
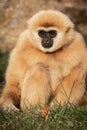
[25,52,72,90]
[48,62,63,90]
[26,52,68,89]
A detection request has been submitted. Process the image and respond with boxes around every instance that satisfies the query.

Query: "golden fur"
[0,10,87,111]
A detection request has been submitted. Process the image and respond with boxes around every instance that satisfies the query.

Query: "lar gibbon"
[0,10,87,111]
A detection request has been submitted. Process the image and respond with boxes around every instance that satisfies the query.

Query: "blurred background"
[0,0,87,52]
[0,0,87,88]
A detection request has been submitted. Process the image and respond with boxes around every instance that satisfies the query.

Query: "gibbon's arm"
[0,51,21,110]
[0,33,25,110]
[0,30,30,111]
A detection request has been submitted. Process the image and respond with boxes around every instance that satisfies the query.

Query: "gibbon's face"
[28,10,74,53]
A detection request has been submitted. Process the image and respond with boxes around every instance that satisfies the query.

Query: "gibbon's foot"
[0,101,19,112]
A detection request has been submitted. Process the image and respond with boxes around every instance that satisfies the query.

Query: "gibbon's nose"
[42,38,53,48]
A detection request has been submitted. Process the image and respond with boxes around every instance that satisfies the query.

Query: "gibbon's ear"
[65,19,75,33]
[65,27,72,33]
[65,21,74,33]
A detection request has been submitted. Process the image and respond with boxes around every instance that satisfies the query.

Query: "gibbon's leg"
[20,63,51,110]
[50,67,86,107]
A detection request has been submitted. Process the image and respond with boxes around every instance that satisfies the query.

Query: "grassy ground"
[0,106,87,130]
[0,52,87,130]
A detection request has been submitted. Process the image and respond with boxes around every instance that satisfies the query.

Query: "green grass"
[0,106,87,130]
[0,52,87,130]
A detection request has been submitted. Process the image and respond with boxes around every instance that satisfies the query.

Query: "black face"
[38,29,57,48]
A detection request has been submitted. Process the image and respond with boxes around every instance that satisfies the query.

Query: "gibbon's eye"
[38,30,46,38]
[48,30,57,38]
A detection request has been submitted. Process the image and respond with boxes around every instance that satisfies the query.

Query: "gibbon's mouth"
[41,38,53,48]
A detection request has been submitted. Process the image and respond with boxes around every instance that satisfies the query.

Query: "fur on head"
[27,10,75,53]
